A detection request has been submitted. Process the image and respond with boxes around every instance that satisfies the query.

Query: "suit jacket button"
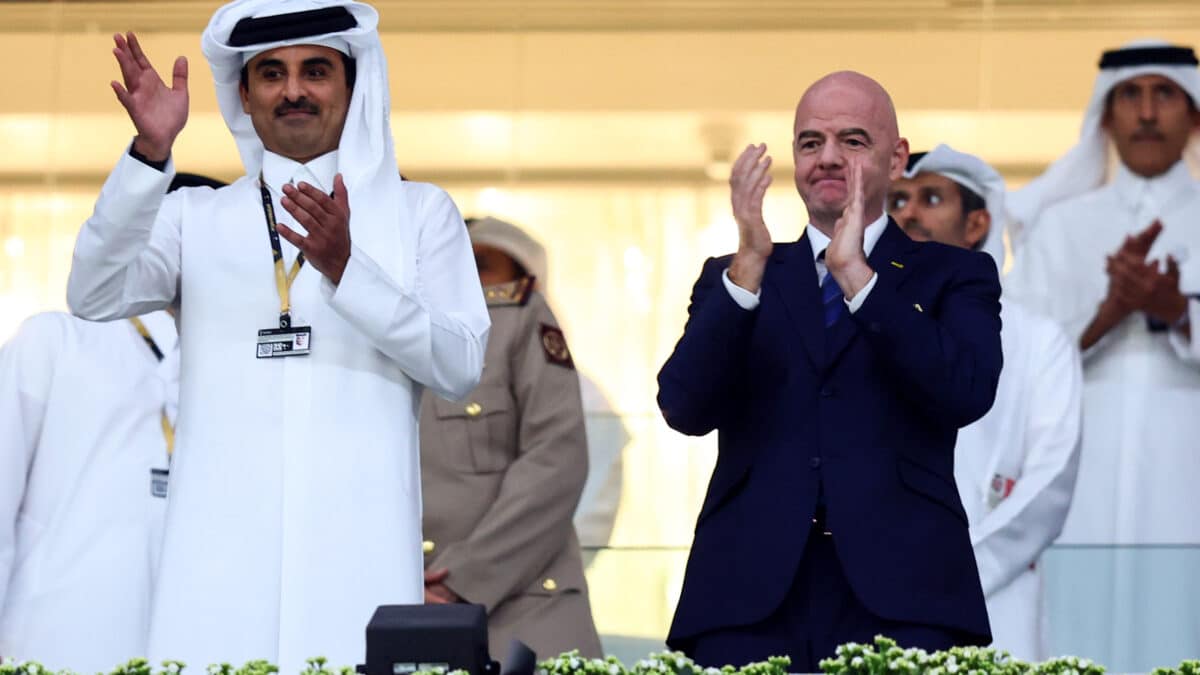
[809,457,822,469]
[422,540,435,553]
[465,402,482,417]
[542,578,558,591]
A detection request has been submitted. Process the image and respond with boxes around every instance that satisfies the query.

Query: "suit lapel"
[824,218,918,368]
[765,235,824,372]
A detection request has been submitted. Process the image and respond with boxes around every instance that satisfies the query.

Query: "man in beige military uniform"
[419,216,603,660]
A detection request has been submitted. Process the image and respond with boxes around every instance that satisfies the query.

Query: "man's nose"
[1138,93,1158,124]
[817,141,844,168]
[283,74,305,101]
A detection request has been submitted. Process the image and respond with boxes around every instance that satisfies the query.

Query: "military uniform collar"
[483,277,535,307]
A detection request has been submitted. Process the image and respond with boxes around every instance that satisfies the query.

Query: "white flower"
[946,665,959,673]
[851,657,865,667]
[609,666,621,675]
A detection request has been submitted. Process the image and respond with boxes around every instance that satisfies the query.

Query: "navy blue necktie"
[818,251,846,328]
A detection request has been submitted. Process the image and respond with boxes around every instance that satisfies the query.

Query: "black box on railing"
[357,604,496,675]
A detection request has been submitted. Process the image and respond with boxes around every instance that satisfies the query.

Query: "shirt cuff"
[1167,297,1200,362]
[722,268,761,310]
[844,272,878,314]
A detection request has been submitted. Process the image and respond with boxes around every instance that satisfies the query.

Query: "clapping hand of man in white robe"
[278,177,352,285]
[110,32,189,163]
[1105,220,1189,326]
[826,159,875,297]
[727,143,775,293]
[1085,221,1189,348]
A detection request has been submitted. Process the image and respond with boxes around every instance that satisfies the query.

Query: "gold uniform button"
[542,578,557,591]
[422,540,435,553]
[465,402,483,417]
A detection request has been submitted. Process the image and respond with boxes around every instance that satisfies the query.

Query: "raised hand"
[825,159,874,298]
[277,174,353,285]
[1106,252,1188,324]
[727,143,774,293]
[1120,220,1163,260]
[1083,220,1176,349]
[110,32,189,162]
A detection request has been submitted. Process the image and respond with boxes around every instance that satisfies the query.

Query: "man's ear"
[239,82,251,114]
[891,137,911,181]
[964,209,991,250]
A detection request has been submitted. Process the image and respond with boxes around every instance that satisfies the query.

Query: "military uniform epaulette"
[483,277,535,307]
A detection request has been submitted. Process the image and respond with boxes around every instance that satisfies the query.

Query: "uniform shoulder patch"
[483,277,535,307]
[539,323,575,369]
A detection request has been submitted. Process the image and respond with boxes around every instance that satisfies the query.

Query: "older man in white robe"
[1004,41,1200,670]
[889,146,1081,662]
[66,0,489,670]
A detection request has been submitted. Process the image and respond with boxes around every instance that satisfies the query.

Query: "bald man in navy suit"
[658,72,1002,671]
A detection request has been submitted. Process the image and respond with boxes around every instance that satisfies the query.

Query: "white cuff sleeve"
[722,268,761,310]
[844,272,878,314]
[1167,297,1200,362]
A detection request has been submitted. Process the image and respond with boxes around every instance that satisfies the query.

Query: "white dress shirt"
[722,213,888,312]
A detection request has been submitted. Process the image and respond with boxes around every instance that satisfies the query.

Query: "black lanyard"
[258,175,306,329]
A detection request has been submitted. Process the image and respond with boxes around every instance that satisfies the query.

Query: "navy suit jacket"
[659,219,1001,648]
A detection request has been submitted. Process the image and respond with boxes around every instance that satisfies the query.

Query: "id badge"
[150,468,169,498]
[256,326,312,358]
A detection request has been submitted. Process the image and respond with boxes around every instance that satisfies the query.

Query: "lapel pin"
[890,261,904,269]
[914,303,924,313]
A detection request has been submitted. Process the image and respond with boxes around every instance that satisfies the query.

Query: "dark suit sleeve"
[851,250,1003,428]
[657,257,757,436]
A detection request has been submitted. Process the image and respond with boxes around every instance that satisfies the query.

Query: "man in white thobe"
[66,0,489,670]
[1005,41,1200,670]
[888,145,1082,661]
[0,311,177,672]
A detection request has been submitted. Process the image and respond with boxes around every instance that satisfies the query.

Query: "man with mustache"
[889,146,1081,662]
[65,0,489,670]
[658,72,1002,670]
[1004,41,1200,669]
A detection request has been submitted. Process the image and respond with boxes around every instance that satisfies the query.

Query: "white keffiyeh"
[907,143,1010,269]
[1007,39,1200,238]
[200,0,402,218]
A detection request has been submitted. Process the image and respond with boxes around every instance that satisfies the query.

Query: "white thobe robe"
[0,311,177,672]
[953,300,1081,662]
[66,148,489,672]
[1004,160,1200,670]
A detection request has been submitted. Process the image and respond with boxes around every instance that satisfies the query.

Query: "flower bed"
[3,638,1200,675]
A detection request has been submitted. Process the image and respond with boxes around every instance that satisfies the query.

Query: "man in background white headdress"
[66,0,489,670]
[1004,41,1200,670]
[889,145,1081,661]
